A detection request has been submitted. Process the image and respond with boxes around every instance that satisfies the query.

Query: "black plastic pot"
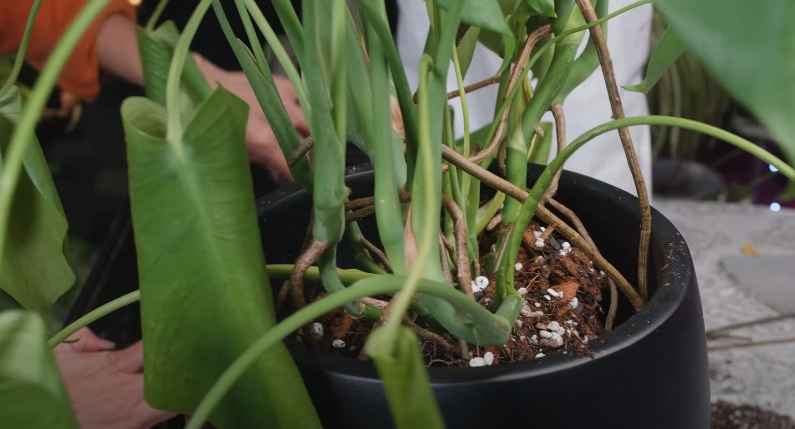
[259,164,710,429]
[68,164,710,429]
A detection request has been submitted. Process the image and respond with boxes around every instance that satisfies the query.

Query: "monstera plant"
[1,0,794,428]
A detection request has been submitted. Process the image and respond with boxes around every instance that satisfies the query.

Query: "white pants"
[395,0,653,196]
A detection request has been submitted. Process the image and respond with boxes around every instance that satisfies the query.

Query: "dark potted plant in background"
[1,0,794,428]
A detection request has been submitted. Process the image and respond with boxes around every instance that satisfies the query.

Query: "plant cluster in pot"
[1,0,795,428]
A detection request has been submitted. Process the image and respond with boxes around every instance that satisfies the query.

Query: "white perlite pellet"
[569,297,579,310]
[474,276,490,290]
[518,287,528,295]
[311,323,324,337]
[515,262,524,271]
[332,339,346,348]
[483,352,495,366]
[535,353,546,358]
[469,357,486,367]
[539,332,564,348]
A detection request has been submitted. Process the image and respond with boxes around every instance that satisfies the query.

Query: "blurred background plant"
[647,10,794,207]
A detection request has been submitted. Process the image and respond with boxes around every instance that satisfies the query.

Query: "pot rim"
[259,164,695,383]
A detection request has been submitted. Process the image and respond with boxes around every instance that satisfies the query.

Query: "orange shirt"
[0,0,136,100]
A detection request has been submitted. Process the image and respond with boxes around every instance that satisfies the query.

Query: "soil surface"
[294,221,609,367]
[711,402,795,429]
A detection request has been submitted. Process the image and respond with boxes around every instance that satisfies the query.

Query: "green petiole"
[185,273,522,429]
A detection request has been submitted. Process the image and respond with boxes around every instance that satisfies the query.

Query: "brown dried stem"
[356,236,393,273]
[290,240,330,345]
[288,136,314,167]
[706,314,795,340]
[542,103,619,327]
[447,75,501,100]
[547,197,618,330]
[441,145,643,310]
[277,211,316,309]
[575,0,651,301]
[440,233,457,260]
[345,206,376,224]
[469,24,552,164]
[708,336,795,352]
[404,317,457,354]
[345,191,412,211]
[441,195,474,299]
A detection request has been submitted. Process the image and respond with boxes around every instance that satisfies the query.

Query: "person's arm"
[96,13,145,88]
[1,1,304,179]
[0,0,137,100]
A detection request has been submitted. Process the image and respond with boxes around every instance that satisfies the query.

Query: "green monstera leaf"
[121,86,320,429]
[0,310,80,429]
[653,0,795,167]
[0,88,74,315]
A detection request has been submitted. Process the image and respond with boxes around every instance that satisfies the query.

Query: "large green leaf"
[0,310,80,429]
[121,87,320,429]
[523,0,556,17]
[623,25,685,94]
[435,0,511,35]
[653,0,795,165]
[366,326,446,429]
[436,0,515,75]
[0,88,74,314]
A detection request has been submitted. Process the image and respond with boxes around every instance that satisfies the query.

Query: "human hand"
[194,54,309,182]
[54,328,176,429]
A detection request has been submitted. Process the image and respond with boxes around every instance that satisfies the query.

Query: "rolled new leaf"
[121,88,320,429]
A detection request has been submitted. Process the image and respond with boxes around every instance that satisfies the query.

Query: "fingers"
[112,341,144,374]
[61,328,116,352]
[127,377,179,429]
[134,400,178,429]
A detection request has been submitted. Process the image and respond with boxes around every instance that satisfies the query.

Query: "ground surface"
[655,199,795,419]
[711,402,795,429]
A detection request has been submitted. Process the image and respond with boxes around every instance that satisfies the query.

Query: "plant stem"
[145,0,170,31]
[165,0,213,143]
[447,75,501,100]
[575,0,651,301]
[242,0,309,113]
[451,46,472,224]
[0,0,44,97]
[49,291,140,348]
[381,54,436,341]
[441,145,640,309]
[708,336,795,352]
[501,114,795,313]
[706,314,795,340]
[233,0,268,68]
[184,274,517,429]
[441,195,474,299]
[0,0,114,273]
[470,25,552,164]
